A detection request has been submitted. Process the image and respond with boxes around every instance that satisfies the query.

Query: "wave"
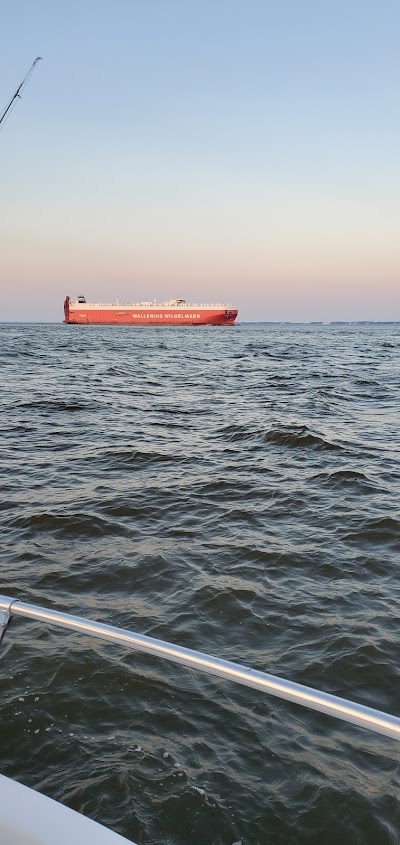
[343,517,400,549]
[9,511,130,538]
[263,425,343,451]
[15,400,95,412]
[313,469,382,492]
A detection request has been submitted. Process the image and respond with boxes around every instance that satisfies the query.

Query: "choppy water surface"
[1,322,400,845]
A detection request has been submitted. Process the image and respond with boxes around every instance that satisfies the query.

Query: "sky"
[0,0,399,322]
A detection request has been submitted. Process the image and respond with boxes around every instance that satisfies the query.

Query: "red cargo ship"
[64,296,238,325]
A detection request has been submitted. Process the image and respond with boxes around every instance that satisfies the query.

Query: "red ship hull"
[63,297,238,326]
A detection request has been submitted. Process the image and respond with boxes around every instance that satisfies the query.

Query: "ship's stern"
[63,296,70,323]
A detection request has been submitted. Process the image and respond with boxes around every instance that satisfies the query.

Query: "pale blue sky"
[1,1,399,321]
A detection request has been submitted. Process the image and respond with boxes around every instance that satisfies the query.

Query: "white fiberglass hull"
[0,775,134,845]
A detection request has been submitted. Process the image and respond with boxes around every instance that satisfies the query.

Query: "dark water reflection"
[1,322,400,844]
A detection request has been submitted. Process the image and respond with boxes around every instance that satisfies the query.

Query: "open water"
[0,321,400,845]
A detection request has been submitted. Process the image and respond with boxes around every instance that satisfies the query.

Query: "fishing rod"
[0,56,42,132]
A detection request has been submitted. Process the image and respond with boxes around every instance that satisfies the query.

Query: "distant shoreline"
[1,321,399,326]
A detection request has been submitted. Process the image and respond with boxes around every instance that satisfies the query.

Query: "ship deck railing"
[1,595,399,742]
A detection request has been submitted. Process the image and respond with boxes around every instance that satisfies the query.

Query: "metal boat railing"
[1,594,399,742]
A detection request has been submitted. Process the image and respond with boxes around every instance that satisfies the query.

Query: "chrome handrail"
[1,594,399,741]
